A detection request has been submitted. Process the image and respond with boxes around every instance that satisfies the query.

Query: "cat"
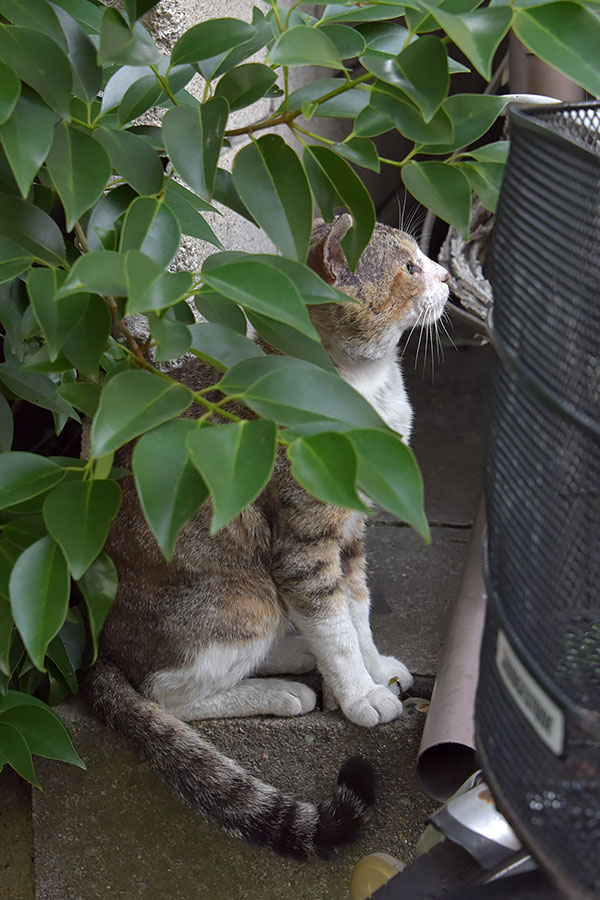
[85,214,450,859]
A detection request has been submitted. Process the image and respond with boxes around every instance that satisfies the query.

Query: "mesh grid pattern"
[479,103,600,900]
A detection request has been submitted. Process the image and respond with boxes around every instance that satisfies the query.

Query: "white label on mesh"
[496,630,565,756]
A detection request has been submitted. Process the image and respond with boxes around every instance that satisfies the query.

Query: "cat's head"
[307,214,449,360]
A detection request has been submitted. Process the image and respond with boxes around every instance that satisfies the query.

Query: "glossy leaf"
[353,105,395,139]
[45,124,111,232]
[349,429,429,539]
[86,184,136,253]
[0,25,72,119]
[188,322,264,371]
[124,250,193,315]
[320,24,366,59]
[201,257,316,338]
[162,100,228,200]
[119,197,181,268]
[0,690,85,767]
[320,3,411,24]
[465,140,510,164]
[214,63,277,111]
[56,251,126,298]
[513,3,600,97]
[288,432,367,511]
[232,135,312,263]
[27,268,90,361]
[164,180,217,216]
[194,290,247,335]
[213,168,256,224]
[420,3,512,81]
[164,195,222,248]
[0,363,78,420]
[118,74,162,124]
[0,721,39,787]
[2,516,47,551]
[148,314,191,362]
[0,0,67,48]
[246,312,334,372]
[123,0,161,22]
[456,160,504,213]
[0,596,12,674]
[52,3,102,102]
[133,420,208,560]
[269,25,345,69]
[391,36,449,123]
[77,552,117,664]
[57,382,100,418]
[43,479,121,580]
[95,127,164,197]
[0,236,32,284]
[0,60,19,124]
[402,161,471,240]
[370,85,454,145]
[0,193,65,266]
[98,7,160,67]
[0,394,12,452]
[170,18,257,68]
[46,632,77,693]
[419,94,508,154]
[219,356,387,430]
[303,145,375,271]
[333,138,380,173]
[0,453,64,509]
[51,0,103,33]
[90,369,193,458]
[9,536,69,670]
[187,420,277,534]
[0,539,19,599]
[62,296,111,380]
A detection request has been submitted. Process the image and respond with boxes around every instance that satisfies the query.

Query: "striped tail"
[85,661,375,860]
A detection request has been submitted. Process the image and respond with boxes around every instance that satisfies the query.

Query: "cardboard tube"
[416,502,487,801]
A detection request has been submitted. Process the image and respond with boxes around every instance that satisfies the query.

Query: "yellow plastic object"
[349,852,405,900]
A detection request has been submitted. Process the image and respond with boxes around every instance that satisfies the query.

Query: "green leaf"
[219,356,387,430]
[0,24,72,119]
[350,428,429,538]
[162,100,228,200]
[148,314,191,362]
[46,123,112,233]
[0,363,78,420]
[187,420,277,534]
[246,312,335,372]
[420,3,512,81]
[320,24,366,59]
[124,250,193,315]
[391,36,449,122]
[0,721,40,787]
[213,168,257,224]
[42,480,120,580]
[0,596,12,674]
[0,193,65,266]
[419,94,508,154]
[170,18,257,68]
[9,536,69,671]
[0,0,67,49]
[45,634,77,693]
[119,197,181,268]
[188,321,264,371]
[321,3,410,24]
[123,0,161,23]
[464,140,510,164]
[27,268,90,361]
[90,370,193,458]
[201,257,316,338]
[353,105,395,139]
[193,290,247,334]
[76,552,117,664]
[163,196,222,248]
[0,539,20,598]
[133,419,208,560]
[268,25,345,69]
[86,184,136,253]
[2,515,47,550]
[369,85,454,144]
[0,690,85,767]
[62,296,111,380]
[0,236,32,284]
[513,3,600,97]
[0,394,13,452]
[288,432,367,511]
[232,135,312,263]
[402,160,471,240]
[333,138,380,173]
[98,7,160,67]
[303,145,375,271]
[164,179,217,216]
[95,127,165,197]
[0,60,20,125]
[455,160,504,213]
[52,0,103,33]
[56,251,126,298]
[57,382,100,418]
[117,74,162,124]
[214,63,277,111]
[52,3,102,103]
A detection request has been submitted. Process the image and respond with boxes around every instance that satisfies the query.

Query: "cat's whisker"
[399,305,426,361]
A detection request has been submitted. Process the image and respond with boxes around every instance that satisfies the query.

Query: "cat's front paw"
[342,685,403,727]
[368,655,413,695]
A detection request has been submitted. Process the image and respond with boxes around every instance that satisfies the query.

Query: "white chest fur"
[335,350,413,443]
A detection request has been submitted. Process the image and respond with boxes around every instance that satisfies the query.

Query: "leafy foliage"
[0,0,597,785]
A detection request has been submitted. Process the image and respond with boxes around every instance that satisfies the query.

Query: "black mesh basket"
[476,103,600,900]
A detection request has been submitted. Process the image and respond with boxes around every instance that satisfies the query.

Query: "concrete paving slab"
[31,698,436,900]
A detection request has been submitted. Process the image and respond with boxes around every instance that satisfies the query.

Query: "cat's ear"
[308,214,352,284]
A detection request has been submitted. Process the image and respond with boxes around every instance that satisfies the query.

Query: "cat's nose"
[442,270,449,284]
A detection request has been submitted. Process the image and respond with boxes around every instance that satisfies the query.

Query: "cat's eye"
[405,261,418,274]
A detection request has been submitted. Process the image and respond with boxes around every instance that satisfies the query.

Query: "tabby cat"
[86,214,450,859]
